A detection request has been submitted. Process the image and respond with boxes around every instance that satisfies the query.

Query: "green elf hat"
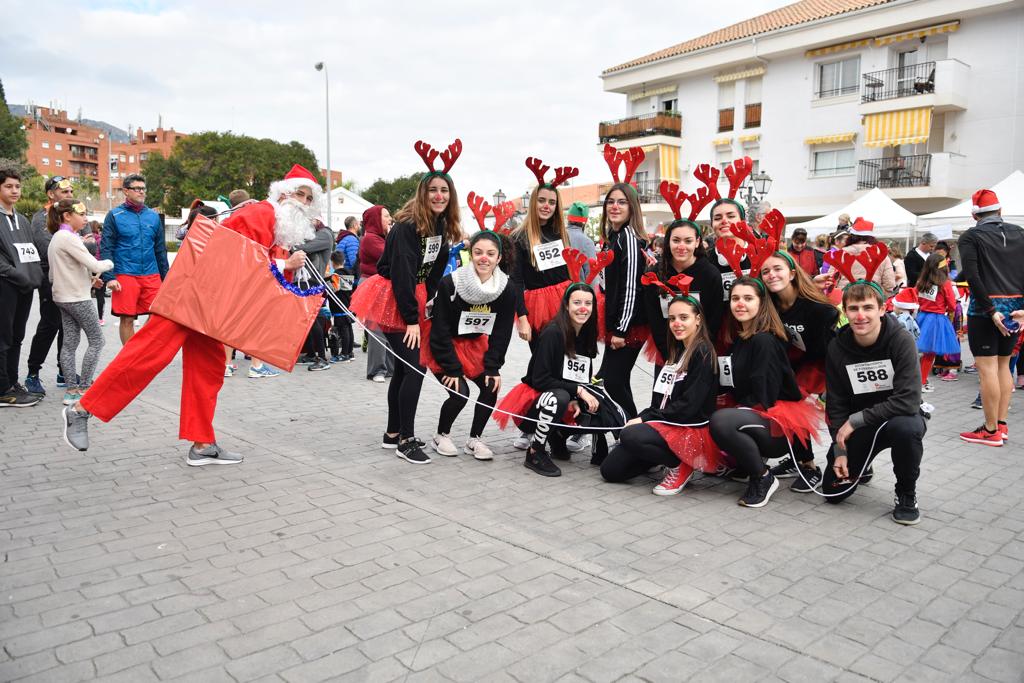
[415,138,462,182]
[525,156,579,191]
[567,201,590,225]
[602,143,645,193]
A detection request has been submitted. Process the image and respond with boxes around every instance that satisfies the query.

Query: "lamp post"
[314,61,332,230]
[98,132,113,211]
[521,191,530,215]
[492,189,506,208]
[741,170,772,223]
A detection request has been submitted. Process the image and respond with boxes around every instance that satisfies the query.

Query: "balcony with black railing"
[857,154,931,190]
[861,62,936,103]
[598,111,681,143]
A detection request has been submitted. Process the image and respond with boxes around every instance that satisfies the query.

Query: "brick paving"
[2,310,1023,682]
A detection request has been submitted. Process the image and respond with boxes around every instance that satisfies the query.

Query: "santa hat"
[892,287,920,311]
[849,217,874,236]
[567,201,590,225]
[267,164,323,203]
[972,189,1000,214]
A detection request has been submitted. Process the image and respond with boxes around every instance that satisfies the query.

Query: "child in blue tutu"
[914,253,960,391]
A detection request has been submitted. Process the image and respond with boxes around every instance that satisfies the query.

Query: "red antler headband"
[525,157,580,189]
[466,191,492,231]
[641,272,700,307]
[491,201,516,235]
[563,247,614,295]
[415,138,462,178]
[823,242,890,297]
[723,156,753,200]
[602,144,645,185]
[466,192,515,245]
[727,221,778,275]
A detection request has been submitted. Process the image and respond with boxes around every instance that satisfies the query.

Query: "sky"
[6,0,789,199]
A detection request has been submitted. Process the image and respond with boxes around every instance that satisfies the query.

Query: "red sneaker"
[959,425,1004,447]
[998,423,1008,441]
[653,463,695,496]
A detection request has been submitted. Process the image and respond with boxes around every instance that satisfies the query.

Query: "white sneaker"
[372,374,387,383]
[432,433,458,456]
[512,433,531,450]
[565,433,589,452]
[224,364,235,378]
[464,438,494,461]
[921,382,934,393]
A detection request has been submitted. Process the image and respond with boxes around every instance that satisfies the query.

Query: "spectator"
[228,189,251,208]
[326,251,355,362]
[358,205,394,382]
[836,213,851,231]
[101,174,168,345]
[754,200,773,229]
[935,240,956,273]
[813,234,828,271]
[785,228,817,275]
[175,199,218,241]
[566,201,596,280]
[0,164,44,406]
[334,215,360,281]
[294,219,334,372]
[887,241,907,288]
[903,232,936,288]
[86,221,107,325]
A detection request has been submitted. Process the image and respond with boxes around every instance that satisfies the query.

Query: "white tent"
[790,188,918,239]
[321,187,374,233]
[918,170,1024,231]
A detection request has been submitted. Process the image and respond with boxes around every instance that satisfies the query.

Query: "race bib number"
[722,271,745,301]
[457,311,495,335]
[660,291,700,317]
[846,360,895,394]
[718,356,734,387]
[918,286,938,302]
[654,367,686,395]
[563,355,591,383]
[13,242,40,264]
[533,240,566,271]
[423,235,442,265]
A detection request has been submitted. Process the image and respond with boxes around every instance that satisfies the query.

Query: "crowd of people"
[2,141,1022,527]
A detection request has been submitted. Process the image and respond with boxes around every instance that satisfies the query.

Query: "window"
[55,143,62,151]
[119,154,126,162]
[41,157,50,165]
[816,56,860,98]
[662,99,678,112]
[718,81,735,133]
[140,152,149,162]
[129,155,136,163]
[41,141,50,149]
[811,148,856,177]
[55,159,63,167]
[744,77,762,128]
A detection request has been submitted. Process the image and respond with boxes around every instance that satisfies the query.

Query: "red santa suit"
[80,165,318,444]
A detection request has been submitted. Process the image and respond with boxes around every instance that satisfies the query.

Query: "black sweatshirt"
[825,314,921,437]
[956,216,1024,316]
[524,322,594,393]
[511,224,570,317]
[723,332,803,408]
[603,226,647,335]
[778,297,839,369]
[642,259,725,361]
[428,273,517,377]
[639,346,718,423]
[706,244,750,302]
[376,217,449,325]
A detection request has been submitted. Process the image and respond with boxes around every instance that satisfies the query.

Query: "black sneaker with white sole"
[738,470,779,508]
[397,439,431,464]
[790,465,822,493]
[525,446,561,477]
[892,492,921,525]
[769,456,798,479]
[381,433,400,449]
[1,386,41,408]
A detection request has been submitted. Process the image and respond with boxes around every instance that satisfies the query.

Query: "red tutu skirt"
[523,281,569,334]
[643,335,665,366]
[421,334,488,379]
[493,383,576,430]
[795,361,827,397]
[603,324,650,349]
[595,291,607,336]
[647,423,722,472]
[350,277,427,333]
[746,400,825,447]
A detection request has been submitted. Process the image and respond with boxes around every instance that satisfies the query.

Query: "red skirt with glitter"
[646,422,722,472]
[523,281,570,335]
[603,324,650,349]
[421,334,488,379]
[795,361,827,397]
[349,276,427,334]
[493,383,577,431]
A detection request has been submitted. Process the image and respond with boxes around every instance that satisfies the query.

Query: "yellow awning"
[629,85,677,101]
[863,108,932,147]
[712,137,732,147]
[805,132,857,145]
[713,66,766,83]
[659,144,679,182]
[738,134,760,144]
[805,39,871,58]
[875,21,959,47]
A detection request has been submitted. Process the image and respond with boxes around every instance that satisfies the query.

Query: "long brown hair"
[46,198,81,234]
[665,297,717,373]
[721,276,788,344]
[513,186,569,267]
[554,284,598,358]
[761,253,831,306]
[394,175,462,243]
[658,220,706,280]
[915,252,949,291]
[599,183,646,243]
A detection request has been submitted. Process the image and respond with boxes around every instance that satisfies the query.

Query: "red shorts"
[111,273,161,317]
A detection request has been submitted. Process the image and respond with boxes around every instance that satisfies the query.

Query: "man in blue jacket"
[101,174,168,344]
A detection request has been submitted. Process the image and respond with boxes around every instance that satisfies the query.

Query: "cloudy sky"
[7,0,787,198]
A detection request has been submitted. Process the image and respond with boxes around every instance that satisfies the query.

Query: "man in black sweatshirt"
[823,282,926,525]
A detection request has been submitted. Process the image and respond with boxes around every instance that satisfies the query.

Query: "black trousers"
[0,281,34,393]
[304,319,328,360]
[597,344,643,419]
[521,388,571,452]
[436,374,499,438]
[95,285,106,320]
[27,280,64,376]
[601,423,677,482]
[384,331,427,439]
[709,408,792,478]
[328,318,354,357]
[823,414,926,503]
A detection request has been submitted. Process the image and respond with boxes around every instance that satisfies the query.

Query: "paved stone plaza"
[2,311,1023,682]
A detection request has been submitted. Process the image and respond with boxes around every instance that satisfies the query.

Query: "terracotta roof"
[604,0,895,74]
[557,183,610,207]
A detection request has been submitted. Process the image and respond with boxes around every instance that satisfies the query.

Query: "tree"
[361,173,424,212]
[141,131,325,215]
[0,80,28,161]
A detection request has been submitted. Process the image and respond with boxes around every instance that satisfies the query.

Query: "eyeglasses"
[125,186,147,192]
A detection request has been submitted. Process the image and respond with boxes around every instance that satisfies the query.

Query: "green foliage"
[0,80,28,161]
[166,241,180,253]
[361,173,424,213]
[142,131,325,215]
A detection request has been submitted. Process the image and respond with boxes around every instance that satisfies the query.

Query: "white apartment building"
[599,0,1024,225]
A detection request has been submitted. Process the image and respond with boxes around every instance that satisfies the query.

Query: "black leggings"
[305,319,327,360]
[601,423,676,482]
[329,318,353,356]
[521,388,571,452]
[436,374,499,438]
[384,331,426,439]
[709,408,792,478]
[95,286,106,320]
[823,414,926,503]
[597,344,643,419]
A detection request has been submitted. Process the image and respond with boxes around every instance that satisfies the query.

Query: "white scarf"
[452,266,508,305]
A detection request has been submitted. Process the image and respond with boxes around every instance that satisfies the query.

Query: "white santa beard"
[274,199,316,249]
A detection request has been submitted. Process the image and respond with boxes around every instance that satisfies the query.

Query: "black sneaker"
[769,456,798,479]
[397,438,431,464]
[892,492,921,525]
[860,465,874,485]
[738,470,779,508]
[381,433,400,449]
[0,387,41,408]
[550,436,571,461]
[790,465,822,493]
[296,354,316,365]
[23,375,45,396]
[525,445,561,477]
[308,358,331,372]
[589,433,607,466]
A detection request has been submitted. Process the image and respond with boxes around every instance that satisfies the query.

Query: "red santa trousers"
[79,314,225,443]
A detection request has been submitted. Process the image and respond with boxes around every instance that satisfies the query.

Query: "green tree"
[0,80,28,161]
[361,172,424,212]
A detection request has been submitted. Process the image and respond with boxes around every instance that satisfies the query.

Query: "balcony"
[859,59,969,115]
[857,154,931,190]
[598,112,681,144]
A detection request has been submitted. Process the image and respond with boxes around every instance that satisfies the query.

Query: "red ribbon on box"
[149,216,320,371]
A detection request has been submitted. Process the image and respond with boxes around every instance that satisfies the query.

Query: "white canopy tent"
[321,187,374,233]
[917,170,1024,231]
[789,188,918,239]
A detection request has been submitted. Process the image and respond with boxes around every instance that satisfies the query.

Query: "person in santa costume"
[61,165,320,465]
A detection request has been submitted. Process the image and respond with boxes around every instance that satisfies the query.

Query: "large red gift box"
[149,216,320,371]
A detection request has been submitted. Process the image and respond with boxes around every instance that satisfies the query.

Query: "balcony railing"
[718,108,734,133]
[744,103,761,129]
[632,178,664,204]
[862,62,935,103]
[598,112,681,143]
[857,154,931,189]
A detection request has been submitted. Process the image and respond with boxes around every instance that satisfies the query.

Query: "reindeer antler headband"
[641,272,701,309]
[415,138,463,181]
[563,247,614,298]
[658,182,705,230]
[823,242,890,297]
[602,144,645,187]
[525,157,579,191]
[693,156,754,220]
[466,191,515,252]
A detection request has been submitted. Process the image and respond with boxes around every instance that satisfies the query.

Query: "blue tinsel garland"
[269,262,325,297]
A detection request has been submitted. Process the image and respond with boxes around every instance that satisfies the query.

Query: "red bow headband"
[602,144,645,185]
[563,247,614,288]
[823,242,890,297]
[525,157,579,189]
[415,138,462,178]
[466,191,515,235]
[640,272,698,303]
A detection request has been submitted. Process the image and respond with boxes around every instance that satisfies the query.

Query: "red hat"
[972,189,1000,214]
[893,287,920,310]
[849,217,874,236]
[268,164,323,203]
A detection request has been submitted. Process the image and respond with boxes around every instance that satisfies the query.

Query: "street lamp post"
[492,189,506,208]
[98,133,113,211]
[314,61,332,230]
[741,170,773,223]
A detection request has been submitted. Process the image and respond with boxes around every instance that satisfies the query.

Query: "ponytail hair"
[46,198,80,234]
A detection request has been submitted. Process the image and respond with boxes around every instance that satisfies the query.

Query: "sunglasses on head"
[48,176,72,191]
